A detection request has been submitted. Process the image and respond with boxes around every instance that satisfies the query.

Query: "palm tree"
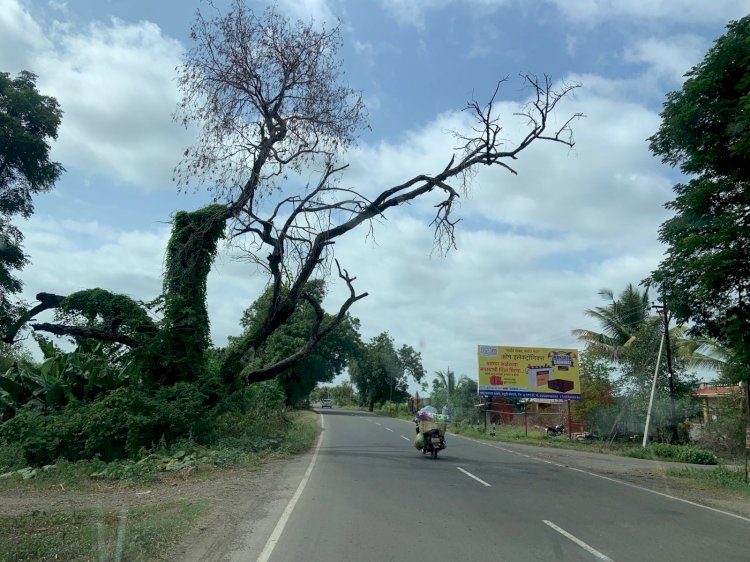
[572,284,651,361]
[433,368,456,397]
[573,284,721,370]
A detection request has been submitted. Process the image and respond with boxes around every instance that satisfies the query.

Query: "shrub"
[624,442,717,465]
[693,397,746,458]
[81,387,158,461]
[0,442,26,471]
[676,446,718,465]
[0,410,59,466]
[155,382,210,442]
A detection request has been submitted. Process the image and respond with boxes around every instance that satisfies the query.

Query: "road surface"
[259,409,749,561]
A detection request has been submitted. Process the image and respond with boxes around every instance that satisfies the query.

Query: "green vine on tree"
[154,204,227,385]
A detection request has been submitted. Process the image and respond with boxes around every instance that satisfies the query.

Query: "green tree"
[648,15,750,380]
[0,71,63,333]
[325,381,356,406]
[430,369,478,420]
[349,332,425,411]
[229,280,361,405]
[572,353,616,429]
[574,286,703,441]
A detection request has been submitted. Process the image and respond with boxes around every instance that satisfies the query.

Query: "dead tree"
[6,2,582,392]
[172,2,582,389]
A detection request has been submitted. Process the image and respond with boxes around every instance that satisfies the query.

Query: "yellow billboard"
[477,345,581,399]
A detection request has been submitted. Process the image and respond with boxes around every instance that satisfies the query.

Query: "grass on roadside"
[427,420,719,465]
[0,500,207,562]
[0,409,319,492]
[0,410,319,561]
[665,466,750,497]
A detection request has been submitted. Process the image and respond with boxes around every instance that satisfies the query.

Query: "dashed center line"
[375,422,382,426]
[385,428,394,432]
[456,466,491,487]
[400,435,410,441]
[542,520,614,561]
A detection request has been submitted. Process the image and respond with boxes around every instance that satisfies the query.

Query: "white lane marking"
[575,466,750,524]
[257,415,325,562]
[401,435,410,441]
[385,428,394,432]
[387,415,750,523]
[456,466,491,487]
[543,520,614,561]
[375,422,382,426]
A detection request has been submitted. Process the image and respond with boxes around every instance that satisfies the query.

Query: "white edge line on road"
[374,416,750,523]
[576,466,750,523]
[400,435,410,441]
[386,428,394,432]
[256,414,325,562]
[456,466,491,487]
[542,520,614,561]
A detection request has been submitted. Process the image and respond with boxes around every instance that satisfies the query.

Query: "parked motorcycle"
[544,423,566,437]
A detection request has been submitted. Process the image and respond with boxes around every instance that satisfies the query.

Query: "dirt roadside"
[0,451,313,561]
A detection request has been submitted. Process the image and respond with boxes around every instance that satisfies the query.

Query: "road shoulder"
[449,432,750,519]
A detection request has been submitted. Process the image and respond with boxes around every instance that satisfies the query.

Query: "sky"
[3,0,748,390]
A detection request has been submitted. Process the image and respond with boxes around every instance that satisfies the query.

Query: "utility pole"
[652,300,679,444]
[642,329,666,448]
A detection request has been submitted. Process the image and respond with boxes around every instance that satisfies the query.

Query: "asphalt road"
[263,409,749,562]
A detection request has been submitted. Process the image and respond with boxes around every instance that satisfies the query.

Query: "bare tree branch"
[241,259,367,383]
[2,292,66,344]
[175,4,583,389]
[30,322,139,347]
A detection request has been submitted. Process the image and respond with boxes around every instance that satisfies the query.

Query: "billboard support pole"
[567,400,572,441]
[524,405,528,437]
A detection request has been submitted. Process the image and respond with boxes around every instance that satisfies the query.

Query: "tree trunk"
[369,400,374,412]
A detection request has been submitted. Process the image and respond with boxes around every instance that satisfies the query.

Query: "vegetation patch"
[0,501,207,562]
[623,443,717,465]
[665,467,750,497]
[444,422,719,465]
[0,409,318,492]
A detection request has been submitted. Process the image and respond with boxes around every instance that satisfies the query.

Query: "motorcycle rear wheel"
[432,449,438,459]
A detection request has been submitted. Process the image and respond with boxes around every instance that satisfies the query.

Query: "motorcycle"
[414,416,446,459]
[544,423,566,437]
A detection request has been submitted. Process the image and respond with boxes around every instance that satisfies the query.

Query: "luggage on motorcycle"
[419,420,446,436]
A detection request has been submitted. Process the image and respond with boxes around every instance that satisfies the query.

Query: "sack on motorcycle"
[414,433,426,449]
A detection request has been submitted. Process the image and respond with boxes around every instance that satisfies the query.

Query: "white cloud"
[19,215,269,354]
[545,0,750,26]
[380,0,510,28]
[0,0,51,70]
[624,35,707,85]
[380,0,750,29]
[6,0,692,388]
[16,72,674,383]
[0,0,189,191]
[354,40,375,67]
[278,0,338,24]
[314,74,675,380]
